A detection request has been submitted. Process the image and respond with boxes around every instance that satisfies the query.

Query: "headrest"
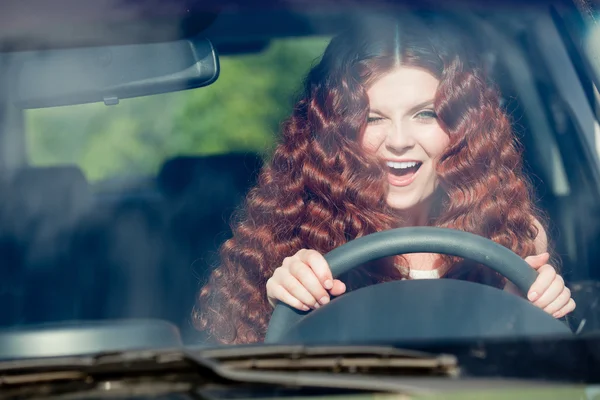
[12,165,91,214]
[1,165,92,232]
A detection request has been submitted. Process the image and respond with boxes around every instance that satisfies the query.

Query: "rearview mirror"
[8,37,219,109]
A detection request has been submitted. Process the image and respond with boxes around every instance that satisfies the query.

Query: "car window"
[556,2,600,165]
[25,37,329,183]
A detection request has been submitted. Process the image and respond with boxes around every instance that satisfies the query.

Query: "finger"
[534,275,564,309]
[330,279,347,296]
[528,264,556,302]
[524,252,550,270]
[270,285,310,311]
[289,260,330,305]
[553,298,576,319]
[298,249,334,290]
[282,274,321,309]
[543,286,571,315]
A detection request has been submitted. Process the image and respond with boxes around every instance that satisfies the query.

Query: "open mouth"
[386,161,422,178]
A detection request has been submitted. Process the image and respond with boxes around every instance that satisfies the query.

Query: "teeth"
[386,161,419,169]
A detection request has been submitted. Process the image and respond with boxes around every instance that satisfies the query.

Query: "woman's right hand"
[266,249,347,310]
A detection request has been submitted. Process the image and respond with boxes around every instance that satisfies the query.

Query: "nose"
[385,121,416,153]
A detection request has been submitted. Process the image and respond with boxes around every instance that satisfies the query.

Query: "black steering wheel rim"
[264,227,539,343]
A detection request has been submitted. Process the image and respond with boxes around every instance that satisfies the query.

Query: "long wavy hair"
[193,14,548,344]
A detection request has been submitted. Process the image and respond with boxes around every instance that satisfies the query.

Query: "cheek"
[361,126,386,153]
[421,127,450,159]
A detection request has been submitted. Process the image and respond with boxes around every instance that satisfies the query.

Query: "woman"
[194,13,576,344]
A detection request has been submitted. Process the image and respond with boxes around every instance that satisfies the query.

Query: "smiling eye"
[414,109,437,121]
[367,116,385,124]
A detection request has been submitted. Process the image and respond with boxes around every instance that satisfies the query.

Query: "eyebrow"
[369,99,435,117]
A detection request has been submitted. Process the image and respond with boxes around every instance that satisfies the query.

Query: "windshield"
[1,0,599,352]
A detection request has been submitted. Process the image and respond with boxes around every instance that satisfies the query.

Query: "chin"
[385,196,421,211]
[385,190,436,214]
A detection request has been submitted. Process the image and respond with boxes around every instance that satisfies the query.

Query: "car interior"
[0,3,599,345]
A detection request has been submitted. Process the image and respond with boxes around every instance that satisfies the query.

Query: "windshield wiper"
[196,345,459,393]
[1,344,571,399]
[196,345,462,395]
[200,345,458,375]
[0,345,458,398]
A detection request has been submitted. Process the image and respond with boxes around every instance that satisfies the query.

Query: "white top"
[396,265,442,280]
[407,268,441,279]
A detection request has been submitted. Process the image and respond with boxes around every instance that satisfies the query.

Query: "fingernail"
[313,303,320,309]
[319,296,330,305]
[302,305,310,311]
[553,312,560,318]
[324,280,333,290]
[528,291,539,301]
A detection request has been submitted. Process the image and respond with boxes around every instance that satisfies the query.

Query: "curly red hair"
[193,14,547,344]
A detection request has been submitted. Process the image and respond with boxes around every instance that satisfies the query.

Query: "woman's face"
[361,67,450,213]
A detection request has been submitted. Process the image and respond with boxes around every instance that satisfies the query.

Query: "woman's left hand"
[524,252,576,318]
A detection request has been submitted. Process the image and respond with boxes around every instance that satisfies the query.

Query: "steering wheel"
[264,227,572,344]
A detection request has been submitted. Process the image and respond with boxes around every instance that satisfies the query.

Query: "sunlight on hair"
[394,23,402,67]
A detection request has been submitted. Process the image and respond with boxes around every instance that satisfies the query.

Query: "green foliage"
[25,37,330,182]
